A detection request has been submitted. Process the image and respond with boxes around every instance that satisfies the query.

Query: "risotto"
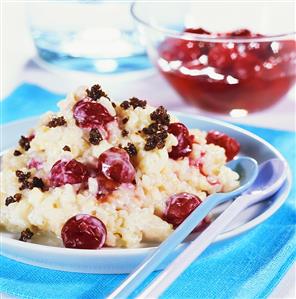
[0,84,240,249]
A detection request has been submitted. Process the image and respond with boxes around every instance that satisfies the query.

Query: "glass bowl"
[131,2,296,115]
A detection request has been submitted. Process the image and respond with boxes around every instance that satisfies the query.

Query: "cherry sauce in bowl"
[131,3,296,114]
[158,28,296,113]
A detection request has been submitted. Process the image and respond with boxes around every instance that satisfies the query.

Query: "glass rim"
[131,2,296,43]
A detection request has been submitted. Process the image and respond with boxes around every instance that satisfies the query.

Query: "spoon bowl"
[244,158,287,204]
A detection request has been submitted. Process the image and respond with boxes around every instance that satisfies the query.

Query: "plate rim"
[0,113,291,256]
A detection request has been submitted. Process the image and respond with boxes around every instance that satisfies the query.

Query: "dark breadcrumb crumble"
[19,228,33,242]
[142,106,170,151]
[47,116,67,128]
[130,97,147,109]
[13,150,22,156]
[63,145,71,151]
[16,170,46,191]
[120,97,147,110]
[121,129,129,137]
[142,123,164,135]
[144,131,168,151]
[122,117,129,124]
[150,106,170,125]
[14,193,22,201]
[19,136,31,151]
[120,101,130,110]
[86,84,108,101]
[124,143,137,157]
[5,193,22,206]
[89,128,103,145]
[32,177,46,190]
[16,170,31,182]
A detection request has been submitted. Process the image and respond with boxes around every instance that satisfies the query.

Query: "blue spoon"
[107,156,258,299]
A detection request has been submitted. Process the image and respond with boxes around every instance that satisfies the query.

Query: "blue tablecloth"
[1,84,295,299]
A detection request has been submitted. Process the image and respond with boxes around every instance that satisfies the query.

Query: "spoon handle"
[106,194,220,299]
[137,194,252,299]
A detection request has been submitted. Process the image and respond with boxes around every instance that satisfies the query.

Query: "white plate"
[0,114,291,273]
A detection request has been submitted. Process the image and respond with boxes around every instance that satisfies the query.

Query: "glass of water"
[26,1,151,74]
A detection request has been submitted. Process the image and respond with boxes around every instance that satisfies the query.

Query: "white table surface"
[1,2,295,299]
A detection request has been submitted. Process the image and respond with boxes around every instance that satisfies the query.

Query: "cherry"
[232,53,261,80]
[229,29,252,37]
[206,131,240,161]
[160,28,213,63]
[96,174,120,199]
[193,216,211,233]
[168,123,194,160]
[159,38,178,61]
[184,28,211,35]
[50,159,89,187]
[247,41,272,60]
[160,32,211,62]
[73,98,114,129]
[183,28,213,56]
[184,42,204,61]
[179,40,203,62]
[164,193,202,228]
[278,40,296,55]
[277,40,296,65]
[61,214,106,249]
[97,147,136,184]
[208,44,238,70]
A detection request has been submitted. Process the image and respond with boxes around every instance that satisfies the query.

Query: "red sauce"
[189,151,207,176]
[158,28,296,113]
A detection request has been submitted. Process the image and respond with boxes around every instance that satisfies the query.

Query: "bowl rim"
[131,2,296,43]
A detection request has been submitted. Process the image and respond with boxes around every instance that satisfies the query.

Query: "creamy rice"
[0,85,239,248]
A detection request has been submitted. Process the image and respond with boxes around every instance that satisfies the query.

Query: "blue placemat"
[1,84,296,299]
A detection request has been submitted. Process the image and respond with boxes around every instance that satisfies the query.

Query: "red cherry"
[232,53,261,80]
[247,41,272,60]
[61,214,106,249]
[98,147,136,184]
[73,98,114,129]
[176,40,203,62]
[164,193,202,228]
[184,28,211,35]
[159,38,179,61]
[168,123,194,160]
[276,40,296,65]
[193,216,211,233]
[159,28,214,63]
[208,44,238,70]
[229,29,252,37]
[160,39,196,62]
[50,159,89,187]
[206,131,240,161]
[278,40,296,55]
[96,174,120,199]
